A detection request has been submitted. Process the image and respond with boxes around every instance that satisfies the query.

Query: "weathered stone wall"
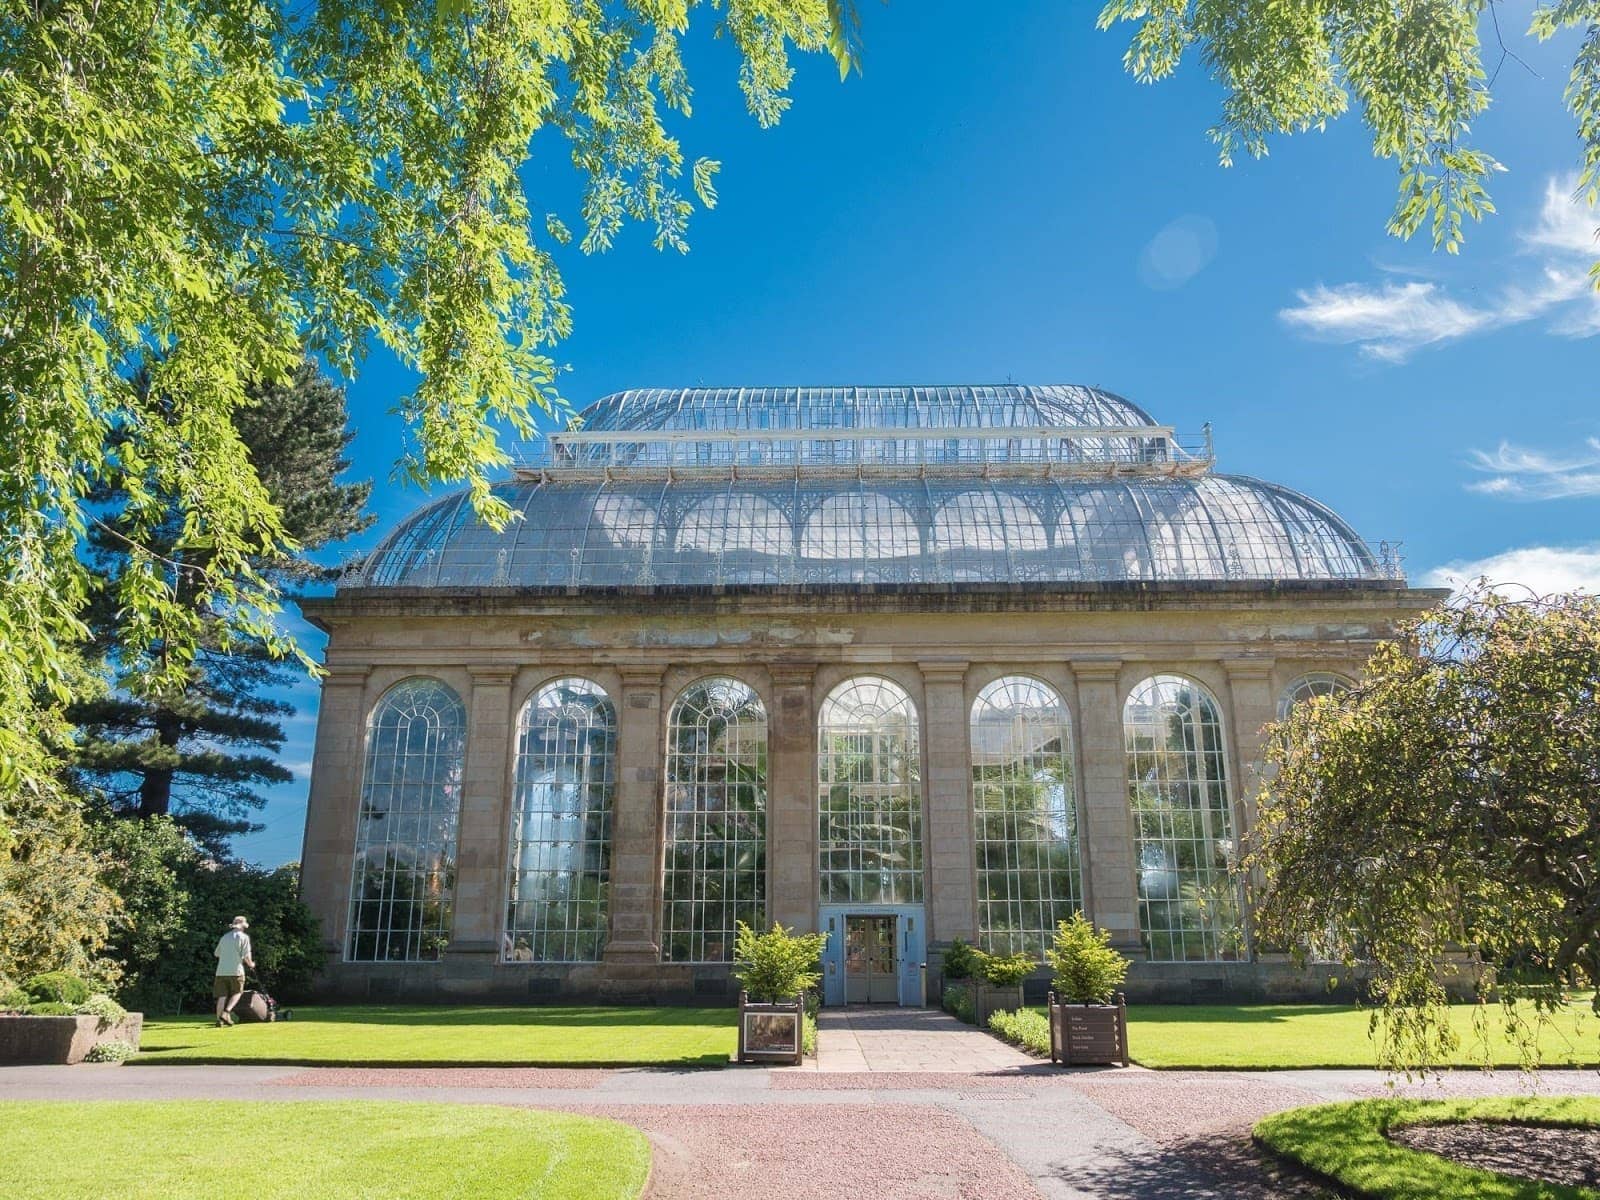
[297,582,1443,1003]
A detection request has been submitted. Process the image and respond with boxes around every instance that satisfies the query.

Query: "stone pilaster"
[604,666,666,963]
[768,664,818,932]
[920,661,976,944]
[1222,659,1277,834]
[1072,660,1143,958]
[298,664,371,960]
[447,665,516,960]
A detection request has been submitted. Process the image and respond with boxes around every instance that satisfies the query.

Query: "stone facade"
[298,580,1444,1004]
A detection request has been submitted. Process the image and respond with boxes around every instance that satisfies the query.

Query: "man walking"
[213,916,255,1026]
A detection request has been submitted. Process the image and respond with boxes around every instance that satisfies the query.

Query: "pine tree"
[71,362,372,852]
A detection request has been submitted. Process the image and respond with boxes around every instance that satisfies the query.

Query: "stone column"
[298,664,371,962]
[1223,658,1276,958]
[604,666,666,964]
[768,663,818,932]
[921,662,976,944]
[1222,659,1277,835]
[446,665,516,965]
[1072,660,1143,957]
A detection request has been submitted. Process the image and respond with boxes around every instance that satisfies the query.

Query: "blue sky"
[237,2,1600,865]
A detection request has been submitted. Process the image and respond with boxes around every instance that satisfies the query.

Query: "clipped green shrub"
[75,994,128,1023]
[988,1008,1051,1056]
[941,938,978,981]
[25,1001,76,1016]
[976,950,1035,987]
[802,1014,817,1057]
[1,987,29,1012]
[1047,912,1130,1004]
[84,1039,137,1063]
[733,921,826,1003]
[23,972,90,1006]
[941,981,976,1024]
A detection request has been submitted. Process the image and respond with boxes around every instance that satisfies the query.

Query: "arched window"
[505,679,616,963]
[971,677,1081,956]
[347,678,466,962]
[818,676,923,904]
[1277,672,1353,720]
[1123,675,1241,962]
[661,678,768,963]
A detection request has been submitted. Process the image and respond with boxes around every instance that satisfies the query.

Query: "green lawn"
[3,1101,650,1200]
[135,1004,736,1066]
[1255,1097,1600,1200]
[1015,999,1599,1069]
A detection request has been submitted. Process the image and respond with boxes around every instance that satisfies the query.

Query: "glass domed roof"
[348,386,1400,590]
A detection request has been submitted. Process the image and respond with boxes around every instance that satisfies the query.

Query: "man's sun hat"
[231,916,249,930]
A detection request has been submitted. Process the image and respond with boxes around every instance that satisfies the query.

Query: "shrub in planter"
[1045,913,1131,1066]
[25,1001,76,1016]
[1,988,28,1013]
[74,994,128,1024]
[1047,912,1129,1004]
[23,972,90,1006]
[733,922,824,1064]
[941,938,979,982]
[733,922,826,1002]
[977,951,1035,988]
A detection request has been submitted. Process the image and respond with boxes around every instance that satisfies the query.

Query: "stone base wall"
[0,1014,144,1065]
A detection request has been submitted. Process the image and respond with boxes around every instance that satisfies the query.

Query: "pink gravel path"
[267,1067,607,1090]
[770,1070,1039,1093]
[567,1103,1042,1200]
[1064,1072,1324,1144]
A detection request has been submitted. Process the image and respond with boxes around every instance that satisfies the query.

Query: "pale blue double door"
[818,904,927,1007]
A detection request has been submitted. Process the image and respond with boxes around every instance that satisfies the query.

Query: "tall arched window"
[971,677,1081,956]
[347,677,466,962]
[505,679,616,963]
[1123,675,1240,962]
[1277,672,1353,720]
[662,678,768,963]
[818,676,923,904]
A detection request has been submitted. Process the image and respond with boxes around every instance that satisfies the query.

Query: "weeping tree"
[1,0,860,981]
[1248,587,1600,1071]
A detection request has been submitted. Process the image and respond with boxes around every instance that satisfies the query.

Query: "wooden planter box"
[1048,991,1128,1067]
[974,982,1023,1027]
[736,991,803,1065]
[0,1014,144,1065]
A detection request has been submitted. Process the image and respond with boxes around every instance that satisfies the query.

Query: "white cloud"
[1280,175,1600,362]
[1422,544,1600,596]
[1466,437,1600,500]
[1280,281,1493,362]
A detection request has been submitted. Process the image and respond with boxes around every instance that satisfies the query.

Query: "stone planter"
[0,1014,144,1065]
[736,991,803,1065]
[1048,991,1128,1067]
[974,982,1023,1027]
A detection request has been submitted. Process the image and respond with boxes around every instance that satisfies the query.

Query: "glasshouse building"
[297,384,1444,1004]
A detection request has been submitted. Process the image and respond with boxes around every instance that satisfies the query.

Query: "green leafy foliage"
[1,0,851,977]
[976,949,1035,987]
[22,972,91,1006]
[70,362,372,852]
[24,1001,76,1016]
[1249,586,1600,1073]
[941,938,979,981]
[83,1039,137,1063]
[74,994,128,1024]
[987,1007,1051,1056]
[732,921,826,1003]
[1047,912,1131,1005]
[94,817,322,1013]
[941,981,976,1024]
[1098,1,1600,272]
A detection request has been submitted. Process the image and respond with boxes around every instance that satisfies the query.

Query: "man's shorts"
[213,974,245,999]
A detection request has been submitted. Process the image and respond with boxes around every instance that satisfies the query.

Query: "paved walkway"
[805,1005,1037,1072]
[4,1010,1600,1199]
